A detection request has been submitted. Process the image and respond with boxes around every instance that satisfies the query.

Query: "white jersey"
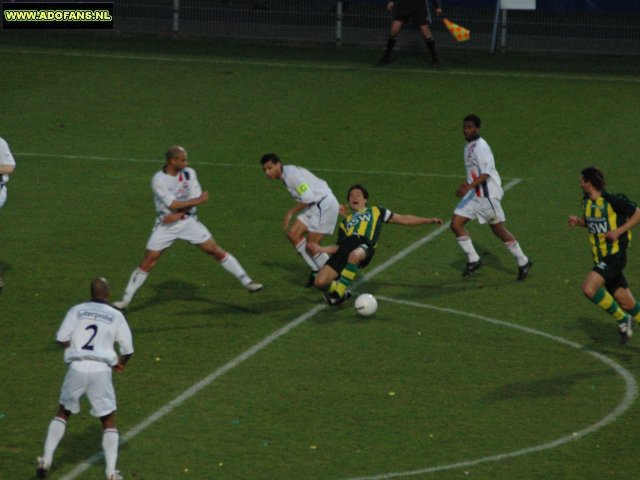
[151,167,202,224]
[464,137,503,200]
[281,165,333,205]
[57,301,134,367]
[0,137,16,185]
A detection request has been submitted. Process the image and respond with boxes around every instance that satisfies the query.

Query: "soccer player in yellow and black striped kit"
[568,167,640,344]
[311,185,443,305]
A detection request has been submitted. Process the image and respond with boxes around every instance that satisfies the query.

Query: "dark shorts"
[393,0,429,27]
[326,235,375,274]
[593,252,629,293]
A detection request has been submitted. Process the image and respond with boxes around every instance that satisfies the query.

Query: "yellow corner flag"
[443,18,470,42]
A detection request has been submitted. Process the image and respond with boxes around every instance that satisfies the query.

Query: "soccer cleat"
[107,470,124,480]
[517,259,533,281]
[245,281,263,293]
[323,289,352,306]
[305,271,317,288]
[112,299,129,310]
[618,315,633,345]
[36,457,48,479]
[462,260,483,277]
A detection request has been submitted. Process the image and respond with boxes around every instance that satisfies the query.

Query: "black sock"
[384,35,398,57]
[425,37,438,63]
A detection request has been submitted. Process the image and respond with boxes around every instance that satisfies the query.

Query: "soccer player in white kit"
[37,278,133,480]
[450,114,532,280]
[260,153,340,286]
[113,146,262,309]
[0,137,16,292]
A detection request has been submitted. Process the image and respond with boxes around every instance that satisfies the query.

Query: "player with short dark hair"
[113,146,262,309]
[261,153,340,286]
[450,114,532,280]
[568,166,640,344]
[379,0,443,67]
[37,278,133,480]
[313,184,443,305]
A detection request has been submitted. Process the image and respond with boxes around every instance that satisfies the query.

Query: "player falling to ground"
[261,153,340,286]
[113,146,262,309]
[568,166,640,344]
[450,114,532,280]
[37,278,133,480]
[312,184,443,305]
[379,0,442,67]
[0,136,16,292]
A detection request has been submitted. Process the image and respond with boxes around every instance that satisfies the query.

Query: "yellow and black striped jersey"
[583,192,637,263]
[338,206,394,248]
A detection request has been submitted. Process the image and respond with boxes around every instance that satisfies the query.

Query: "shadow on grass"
[483,369,615,402]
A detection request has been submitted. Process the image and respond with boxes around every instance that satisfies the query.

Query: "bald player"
[114,146,262,309]
[37,278,133,480]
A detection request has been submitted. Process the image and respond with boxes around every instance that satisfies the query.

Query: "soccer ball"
[355,293,378,317]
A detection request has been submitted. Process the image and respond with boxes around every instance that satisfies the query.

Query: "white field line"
[17,151,464,179]
[344,297,638,480]
[2,47,639,84]
[61,178,521,479]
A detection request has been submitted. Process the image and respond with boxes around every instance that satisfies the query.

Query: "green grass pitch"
[1,32,640,479]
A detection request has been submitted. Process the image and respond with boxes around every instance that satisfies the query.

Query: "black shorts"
[326,236,375,274]
[593,252,629,293]
[393,0,429,27]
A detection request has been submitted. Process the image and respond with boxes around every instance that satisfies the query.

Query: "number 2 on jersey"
[81,324,98,351]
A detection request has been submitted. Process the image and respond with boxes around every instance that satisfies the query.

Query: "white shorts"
[146,216,212,251]
[59,361,116,417]
[454,195,506,225]
[0,185,7,209]
[297,194,339,235]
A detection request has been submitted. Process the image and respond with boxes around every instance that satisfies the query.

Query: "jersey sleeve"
[187,168,202,198]
[0,138,15,167]
[474,141,495,175]
[152,175,176,209]
[114,314,134,356]
[286,169,315,204]
[609,193,638,218]
[56,307,78,343]
[379,207,394,223]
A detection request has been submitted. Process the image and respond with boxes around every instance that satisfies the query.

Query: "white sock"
[505,240,528,266]
[220,253,251,286]
[295,239,319,271]
[42,417,67,468]
[122,268,148,303]
[102,428,119,478]
[313,252,329,269]
[456,236,480,263]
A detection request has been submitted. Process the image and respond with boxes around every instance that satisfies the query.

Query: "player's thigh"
[453,195,479,222]
[146,224,179,251]
[86,369,117,418]
[479,198,506,225]
[289,217,309,239]
[59,368,88,414]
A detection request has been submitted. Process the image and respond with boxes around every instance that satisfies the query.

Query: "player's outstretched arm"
[390,214,444,226]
